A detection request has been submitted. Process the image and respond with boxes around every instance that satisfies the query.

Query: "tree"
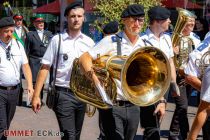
[89,0,164,32]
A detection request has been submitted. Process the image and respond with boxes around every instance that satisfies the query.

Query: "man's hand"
[32,96,41,113]
[154,102,166,123]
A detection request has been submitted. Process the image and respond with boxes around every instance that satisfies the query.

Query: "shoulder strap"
[116,33,122,56]
[52,34,61,90]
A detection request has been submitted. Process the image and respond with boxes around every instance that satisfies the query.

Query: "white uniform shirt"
[0,38,28,86]
[184,36,210,77]
[140,28,174,59]
[200,65,210,103]
[15,26,23,38]
[88,32,145,100]
[41,31,95,88]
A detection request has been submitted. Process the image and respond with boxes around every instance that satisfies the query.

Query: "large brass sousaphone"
[70,47,171,110]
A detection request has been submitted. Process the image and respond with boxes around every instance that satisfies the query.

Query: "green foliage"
[89,0,164,32]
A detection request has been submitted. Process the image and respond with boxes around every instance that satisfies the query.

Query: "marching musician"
[79,4,174,140]
[185,33,210,140]
[31,2,95,140]
[187,65,210,140]
[169,14,201,140]
[140,6,178,140]
[25,14,53,106]
[0,17,33,140]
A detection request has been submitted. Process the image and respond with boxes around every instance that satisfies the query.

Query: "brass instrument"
[172,8,197,68]
[195,49,210,78]
[70,47,171,111]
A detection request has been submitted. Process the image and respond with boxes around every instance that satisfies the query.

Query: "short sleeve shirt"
[41,31,95,88]
[88,32,145,100]
[184,36,210,77]
[140,28,174,59]
[0,38,28,86]
[200,65,210,103]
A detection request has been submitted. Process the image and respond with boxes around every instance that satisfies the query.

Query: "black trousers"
[0,87,20,140]
[53,87,86,140]
[169,85,191,140]
[98,103,140,140]
[140,104,160,140]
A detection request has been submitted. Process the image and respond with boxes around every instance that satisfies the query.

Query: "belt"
[55,86,73,93]
[0,85,19,90]
[115,100,133,107]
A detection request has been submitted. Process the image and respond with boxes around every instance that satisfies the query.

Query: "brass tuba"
[172,8,197,68]
[70,47,171,109]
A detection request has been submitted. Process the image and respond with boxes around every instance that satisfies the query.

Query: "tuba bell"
[70,47,171,109]
[172,8,197,69]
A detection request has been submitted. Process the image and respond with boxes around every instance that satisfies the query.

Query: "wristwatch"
[158,99,167,104]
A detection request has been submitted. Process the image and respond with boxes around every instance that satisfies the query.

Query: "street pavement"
[7,89,202,140]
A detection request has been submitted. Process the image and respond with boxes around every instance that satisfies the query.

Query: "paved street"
[7,88,202,140]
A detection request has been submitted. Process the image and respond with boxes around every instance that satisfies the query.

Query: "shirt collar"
[146,28,165,40]
[37,29,44,33]
[15,26,22,30]
[62,29,84,40]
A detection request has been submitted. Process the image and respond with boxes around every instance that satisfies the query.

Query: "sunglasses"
[6,46,11,61]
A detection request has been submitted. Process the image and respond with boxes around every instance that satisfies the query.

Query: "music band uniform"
[90,32,144,140]
[140,6,173,140]
[31,2,95,140]
[81,4,146,140]
[185,35,210,140]
[0,17,33,140]
[169,23,201,139]
[25,14,53,102]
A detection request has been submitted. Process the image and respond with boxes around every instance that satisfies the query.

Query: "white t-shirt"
[201,65,210,103]
[88,32,145,100]
[41,31,95,88]
[0,38,28,86]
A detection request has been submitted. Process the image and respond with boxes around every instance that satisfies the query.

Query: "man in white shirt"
[31,2,95,140]
[169,13,201,140]
[0,16,33,140]
[79,4,170,140]
[140,6,178,140]
[184,34,210,140]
